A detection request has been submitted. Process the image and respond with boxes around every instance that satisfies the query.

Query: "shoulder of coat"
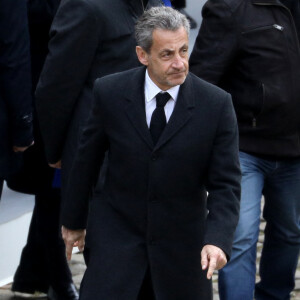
[222,0,246,12]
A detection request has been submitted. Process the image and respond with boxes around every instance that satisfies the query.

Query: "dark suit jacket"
[62,67,241,299]
[189,0,300,158]
[7,0,61,194]
[0,0,33,178]
[35,0,162,196]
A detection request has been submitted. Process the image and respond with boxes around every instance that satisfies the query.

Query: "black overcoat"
[189,0,300,158]
[7,0,61,194]
[35,0,162,196]
[62,67,241,300]
[0,0,33,178]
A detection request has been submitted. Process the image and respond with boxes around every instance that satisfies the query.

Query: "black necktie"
[150,92,171,144]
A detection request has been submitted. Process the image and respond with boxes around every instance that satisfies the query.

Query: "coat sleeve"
[203,93,241,259]
[35,0,101,163]
[0,0,33,147]
[61,79,108,230]
[189,0,239,85]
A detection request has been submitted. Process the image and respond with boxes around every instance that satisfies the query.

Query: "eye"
[181,48,188,54]
[162,51,171,58]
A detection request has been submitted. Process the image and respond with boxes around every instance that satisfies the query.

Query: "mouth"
[168,71,186,76]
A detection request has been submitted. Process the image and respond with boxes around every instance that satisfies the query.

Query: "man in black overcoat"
[61,7,241,300]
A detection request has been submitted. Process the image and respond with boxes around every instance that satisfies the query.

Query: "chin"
[170,77,186,87]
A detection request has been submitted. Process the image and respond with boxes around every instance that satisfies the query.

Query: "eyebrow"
[160,44,189,53]
[180,43,189,49]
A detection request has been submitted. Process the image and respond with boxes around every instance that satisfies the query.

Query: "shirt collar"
[144,69,180,103]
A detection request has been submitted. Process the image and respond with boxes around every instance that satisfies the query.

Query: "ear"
[136,46,149,66]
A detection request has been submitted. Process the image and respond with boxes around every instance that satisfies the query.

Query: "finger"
[216,254,227,270]
[207,256,217,280]
[13,144,33,152]
[78,238,85,252]
[49,163,61,169]
[65,241,74,261]
[49,160,61,169]
[201,249,208,270]
[61,226,67,240]
[13,146,26,152]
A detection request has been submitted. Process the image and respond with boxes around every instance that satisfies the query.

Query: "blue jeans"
[218,151,300,300]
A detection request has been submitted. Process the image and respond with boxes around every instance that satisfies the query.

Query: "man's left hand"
[201,244,227,280]
[61,225,86,261]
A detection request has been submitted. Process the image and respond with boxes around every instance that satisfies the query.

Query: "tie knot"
[156,92,170,108]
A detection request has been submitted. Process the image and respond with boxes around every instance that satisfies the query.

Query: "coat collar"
[124,67,153,149]
[124,67,195,151]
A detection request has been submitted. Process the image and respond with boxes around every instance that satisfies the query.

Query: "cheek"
[158,64,170,76]
[184,59,189,69]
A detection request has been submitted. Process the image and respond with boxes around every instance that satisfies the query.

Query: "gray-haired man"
[62,7,241,299]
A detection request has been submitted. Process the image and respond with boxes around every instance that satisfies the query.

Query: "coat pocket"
[242,24,284,34]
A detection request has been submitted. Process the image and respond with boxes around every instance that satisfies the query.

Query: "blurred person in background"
[0,0,34,199]
[172,0,197,28]
[190,0,300,299]
[35,0,164,257]
[6,0,79,299]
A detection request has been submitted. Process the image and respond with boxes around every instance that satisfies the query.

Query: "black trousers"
[12,188,73,293]
[137,269,155,300]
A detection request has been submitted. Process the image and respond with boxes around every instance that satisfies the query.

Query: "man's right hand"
[201,244,227,280]
[62,225,86,260]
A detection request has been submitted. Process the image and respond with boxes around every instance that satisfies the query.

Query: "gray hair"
[135,6,190,53]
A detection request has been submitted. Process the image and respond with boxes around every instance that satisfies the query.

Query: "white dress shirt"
[144,70,180,128]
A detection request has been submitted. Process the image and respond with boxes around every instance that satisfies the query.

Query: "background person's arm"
[35,0,102,164]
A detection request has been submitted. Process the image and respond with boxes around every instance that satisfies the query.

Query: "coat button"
[151,154,158,161]
[150,195,159,203]
[149,237,156,245]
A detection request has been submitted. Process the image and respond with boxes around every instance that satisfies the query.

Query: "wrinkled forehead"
[151,27,189,50]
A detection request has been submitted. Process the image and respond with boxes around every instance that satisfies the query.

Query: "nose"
[172,54,185,69]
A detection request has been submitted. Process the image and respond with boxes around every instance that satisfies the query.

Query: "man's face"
[136,27,189,90]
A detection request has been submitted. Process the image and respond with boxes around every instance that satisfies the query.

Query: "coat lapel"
[154,74,195,151]
[124,67,154,149]
[124,69,195,151]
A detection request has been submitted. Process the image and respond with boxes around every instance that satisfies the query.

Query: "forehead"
[151,27,188,51]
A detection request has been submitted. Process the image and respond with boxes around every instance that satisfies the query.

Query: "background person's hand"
[201,244,227,280]
[62,225,86,260]
[13,140,34,152]
[49,160,61,169]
